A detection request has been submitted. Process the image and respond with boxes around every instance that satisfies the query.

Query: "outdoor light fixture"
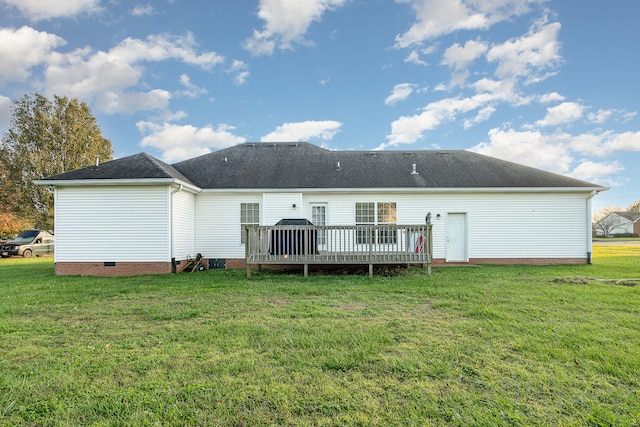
[292,204,297,209]
[437,214,441,219]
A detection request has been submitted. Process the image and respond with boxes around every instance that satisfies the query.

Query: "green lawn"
[1,248,639,426]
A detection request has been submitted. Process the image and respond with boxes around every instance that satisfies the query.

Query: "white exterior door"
[446,213,467,262]
[310,203,327,249]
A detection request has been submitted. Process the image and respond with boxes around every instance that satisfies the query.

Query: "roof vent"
[336,161,341,170]
[411,163,418,175]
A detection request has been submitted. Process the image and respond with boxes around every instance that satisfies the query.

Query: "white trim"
[199,186,608,194]
[34,178,201,193]
[35,178,607,196]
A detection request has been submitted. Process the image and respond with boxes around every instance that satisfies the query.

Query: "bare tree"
[627,200,640,212]
[593,205,626,237]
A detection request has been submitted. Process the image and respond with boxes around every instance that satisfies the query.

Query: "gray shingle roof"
[41,142,606,190]
[40,152,194,185]
[172,142,603,190]
[614,212,640,222]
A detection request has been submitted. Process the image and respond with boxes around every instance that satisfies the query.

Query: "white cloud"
[388,14,565,149]
[602,130,640,153]
[463,105,495,128]
[131,4,155,16]
[384,95,490,146]
[622,111,637,123]
[535,101,584,127]
[538,92,565,103]
[96,89,172,114]
[405,49,429,66]
[385,82,516,146]
[441,39,488,70]
[486,19,562,80]
[588,109,613,124]
[0,26,65,85]
[109,33,224,70]
[404,45,437,65]
[43,33,224,114]
[244,0,347,55]
[564,130,640,157]
[228,60,250,85]
[394,0,538,48]
[570,160,623,182]
[0,0,101,21]
[261,120,342,142]
[470,128,573,173]
[137,121,245,162]
[568,132,606,157]
[385,83,416,105]
[470,127,640,183]
[178,74,208,99]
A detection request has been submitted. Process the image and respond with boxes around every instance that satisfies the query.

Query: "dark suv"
[1,230,54,258]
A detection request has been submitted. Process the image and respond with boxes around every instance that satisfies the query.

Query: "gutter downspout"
[170,185,184,273]
[586,190,597,264]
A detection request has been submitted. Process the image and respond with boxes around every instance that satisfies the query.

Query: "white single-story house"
[595,212,640,237]
[37,142,608,276]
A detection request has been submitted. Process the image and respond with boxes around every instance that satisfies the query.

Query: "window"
[240,203,260,243]
[377,202,397,244]
[311,204,327,246]
[355,202,397,244]
[356,202,375,244]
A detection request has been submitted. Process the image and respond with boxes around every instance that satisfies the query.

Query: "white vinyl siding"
[392,192,588,259]
[191,190,591,261]
[196,193,261,259]
[263,193,303,225]
[304,191,590,260]
[55,186,170,262]
[172,190,195,260]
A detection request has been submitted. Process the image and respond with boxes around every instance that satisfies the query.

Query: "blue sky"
[1,0,639,212]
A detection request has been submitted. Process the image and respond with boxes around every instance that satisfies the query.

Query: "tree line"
[1,93,113,238]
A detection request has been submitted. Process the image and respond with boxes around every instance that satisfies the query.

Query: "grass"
[0,247,639,426]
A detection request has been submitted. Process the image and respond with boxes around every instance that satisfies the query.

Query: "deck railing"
[245,224,432,277]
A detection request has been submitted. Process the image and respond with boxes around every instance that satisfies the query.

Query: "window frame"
[355,202,397,244]
[240,202,260,244]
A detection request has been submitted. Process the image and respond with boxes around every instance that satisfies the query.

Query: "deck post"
[245,226,251,278]
[369,263,373,277]
[304,263,309,277]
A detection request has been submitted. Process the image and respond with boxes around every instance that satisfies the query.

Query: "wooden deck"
[245,224,432,277]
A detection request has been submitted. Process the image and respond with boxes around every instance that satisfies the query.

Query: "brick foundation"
[56,261,173,276]
[56,256,589,276]
[224,258,248,269]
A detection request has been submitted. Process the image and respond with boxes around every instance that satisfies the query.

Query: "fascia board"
[198,186,609,194]
[34,178,201,193]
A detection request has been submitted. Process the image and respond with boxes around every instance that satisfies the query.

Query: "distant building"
[595,212,640,237]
